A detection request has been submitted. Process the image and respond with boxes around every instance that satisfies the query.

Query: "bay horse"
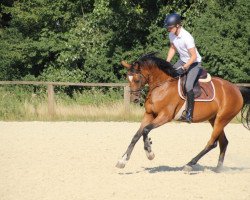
[116,53,250,172]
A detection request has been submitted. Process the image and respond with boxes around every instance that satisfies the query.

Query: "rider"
[164,13,202,123]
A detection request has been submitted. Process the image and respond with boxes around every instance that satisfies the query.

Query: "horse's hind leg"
[209,118,229,172]
[184,117,229,172]
[216,131,228,172]
[183,139,218,172]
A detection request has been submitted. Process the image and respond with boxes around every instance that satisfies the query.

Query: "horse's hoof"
[116,160,126,168]
[116,154,128,168]
[145,151,155,160]
[214,166,223,173]
[183,165,193,172]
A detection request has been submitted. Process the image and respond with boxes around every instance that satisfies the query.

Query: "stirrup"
[178,110,192,123]
[178,110,187,121]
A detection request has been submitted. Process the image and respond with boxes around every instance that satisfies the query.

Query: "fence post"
[124,85,130,114]
[47,84,55,116]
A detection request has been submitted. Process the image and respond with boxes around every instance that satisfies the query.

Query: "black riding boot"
[186,90,195,123]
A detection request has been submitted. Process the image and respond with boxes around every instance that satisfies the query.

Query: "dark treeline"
[0,0,249,83]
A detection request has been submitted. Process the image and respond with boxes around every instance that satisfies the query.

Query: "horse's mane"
[136,52,178,78]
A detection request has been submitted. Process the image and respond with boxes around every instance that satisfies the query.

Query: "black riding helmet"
[164,13,181,28]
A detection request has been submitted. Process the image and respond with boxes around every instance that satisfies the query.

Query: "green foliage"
[0,0,249,83]
[0,86,34,119]
[0,0,249,121]
[72,88,123,105]
[0,85,124,120]
[191,0,250,82]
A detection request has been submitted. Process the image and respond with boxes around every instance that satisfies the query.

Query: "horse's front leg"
[142,113,170,160]
[143,134,155,160]
[116,113,154,168]
[116,112,170,168]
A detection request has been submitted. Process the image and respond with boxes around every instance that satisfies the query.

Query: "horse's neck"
[147,67,173,87]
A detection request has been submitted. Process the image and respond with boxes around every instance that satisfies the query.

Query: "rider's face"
[167,25,177,33]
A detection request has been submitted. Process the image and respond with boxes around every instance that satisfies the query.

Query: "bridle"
[126,58,177,105]
[127,62,148,95]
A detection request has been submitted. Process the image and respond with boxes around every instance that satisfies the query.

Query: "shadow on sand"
[118,164,250,175]
[143,164,250,175]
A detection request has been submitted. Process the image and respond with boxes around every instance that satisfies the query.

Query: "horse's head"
[121,60,148,104]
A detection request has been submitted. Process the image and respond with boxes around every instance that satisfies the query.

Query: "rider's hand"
[175,66,186,76]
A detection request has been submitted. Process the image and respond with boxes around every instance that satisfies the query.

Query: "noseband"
[129,74,145,95]
[128,64,148,95]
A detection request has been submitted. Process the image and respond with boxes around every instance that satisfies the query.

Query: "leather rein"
[129,68,176,96]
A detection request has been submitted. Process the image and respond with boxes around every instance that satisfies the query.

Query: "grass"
[22,101,144,121]
[0,85,246,123]
[0,86,145,121]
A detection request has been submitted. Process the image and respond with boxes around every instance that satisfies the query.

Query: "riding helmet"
[164,13,181,28]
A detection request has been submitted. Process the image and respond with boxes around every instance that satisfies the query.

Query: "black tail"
[239,86,250,130]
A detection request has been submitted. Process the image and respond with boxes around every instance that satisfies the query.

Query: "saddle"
[178,69,215,101]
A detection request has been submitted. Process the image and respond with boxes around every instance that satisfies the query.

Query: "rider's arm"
[166,43,176,62]
[182,47,197,70]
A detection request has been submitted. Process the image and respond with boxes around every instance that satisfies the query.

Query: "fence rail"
[0,81,130,116]
[0,81,128,87]
[234,83,250,87]
[0,81,249,116]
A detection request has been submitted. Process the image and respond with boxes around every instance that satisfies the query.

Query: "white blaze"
[128,75,133,82]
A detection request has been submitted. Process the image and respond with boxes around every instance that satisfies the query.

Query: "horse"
[116,52,250,172]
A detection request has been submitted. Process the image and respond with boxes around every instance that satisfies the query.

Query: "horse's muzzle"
[133,98,140,103]
[130,93,140,104]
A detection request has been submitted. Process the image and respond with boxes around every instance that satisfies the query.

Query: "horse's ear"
[121,61,131,69]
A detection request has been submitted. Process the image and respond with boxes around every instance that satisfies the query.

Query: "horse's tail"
[239,86,250,130]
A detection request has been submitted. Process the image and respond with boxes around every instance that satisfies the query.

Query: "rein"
[130,69,177,105]
[127,56,177,104]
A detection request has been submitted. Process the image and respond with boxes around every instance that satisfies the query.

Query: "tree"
[191,0,250,82]
[0,0,249,83]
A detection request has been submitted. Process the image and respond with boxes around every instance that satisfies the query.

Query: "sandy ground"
[0,122,250,200]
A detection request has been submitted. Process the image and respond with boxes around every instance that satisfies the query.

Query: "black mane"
[136,52,178,77]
